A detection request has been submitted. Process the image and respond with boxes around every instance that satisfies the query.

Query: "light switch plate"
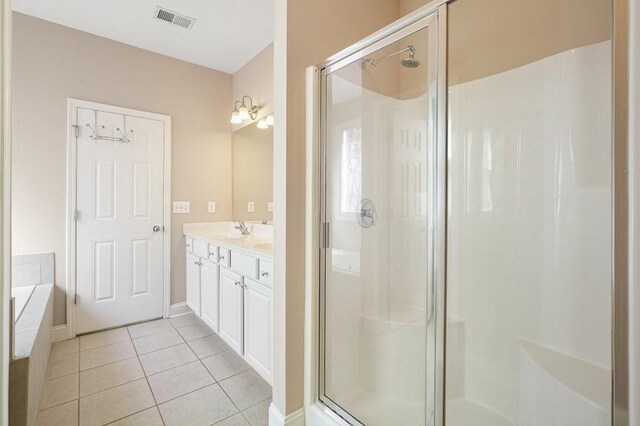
[248,202,255,213]
[267,202,274,212]
[208,201,216,213]
[173,201,190,214]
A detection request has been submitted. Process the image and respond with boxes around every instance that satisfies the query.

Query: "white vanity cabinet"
[186,244,220,331]
[243,278,272,383]
[219,267,244,354]
[184,232,273,385]
[186,253,201,316]
[200,259,220,332]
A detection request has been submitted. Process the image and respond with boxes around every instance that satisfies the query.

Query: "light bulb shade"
[257,119,269,129]
[265,114,274,126]
[238,105,250,120]
[230,111,242,124]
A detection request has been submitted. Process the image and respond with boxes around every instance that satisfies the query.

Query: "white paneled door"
[74,103,168,334]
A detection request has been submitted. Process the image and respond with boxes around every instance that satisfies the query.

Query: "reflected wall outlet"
[247,202,255,213]
[267,202,274,212]
[173,201,190,213]
[208,201,216,213]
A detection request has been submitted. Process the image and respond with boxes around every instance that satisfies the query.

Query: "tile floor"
[37,314,271,426]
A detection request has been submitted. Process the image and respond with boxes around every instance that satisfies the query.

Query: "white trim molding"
[269,403,304,426]
[169,302,192,318]
[66,99,172,338]
[51,325,68,343]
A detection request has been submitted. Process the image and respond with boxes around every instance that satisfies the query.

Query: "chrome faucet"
[235,221,250,236]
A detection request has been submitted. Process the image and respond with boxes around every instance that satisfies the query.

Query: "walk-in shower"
[306,0,620,425]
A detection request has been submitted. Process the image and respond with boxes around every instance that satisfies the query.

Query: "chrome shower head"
[361,44,420,69]
[401,46,420,68]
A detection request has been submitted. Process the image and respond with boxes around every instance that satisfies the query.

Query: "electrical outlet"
[267,202,274,212]
[173,201,190,213]
[208,201,216,213]
[248,202,255,213]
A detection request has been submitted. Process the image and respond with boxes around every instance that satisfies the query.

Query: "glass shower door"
[319,13,441,426]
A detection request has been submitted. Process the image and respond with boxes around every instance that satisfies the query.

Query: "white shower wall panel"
[447,40,612,422]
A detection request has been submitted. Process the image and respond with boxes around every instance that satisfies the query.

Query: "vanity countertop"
[183,222,273,259]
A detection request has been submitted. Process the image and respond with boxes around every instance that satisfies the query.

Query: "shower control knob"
[357,198,377,228]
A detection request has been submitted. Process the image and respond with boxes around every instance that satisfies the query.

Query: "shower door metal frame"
[314,4,448,425]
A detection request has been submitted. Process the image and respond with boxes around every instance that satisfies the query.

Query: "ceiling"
[12,0,274,74]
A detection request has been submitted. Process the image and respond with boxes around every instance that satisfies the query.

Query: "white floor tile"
[218,370,272,411]
[79,328,130,351]
[109,407,164,426]
[127,319,173,339]
[132,329,184,355]
[169,313,200,328]
[80,357,144,396]
[80,341,137,371]
[46,351,79,380]
[147,361,215,403]
[188,334,230,359]
[138,343,198,376]
[51,338,79,356]
[176,321,213,342]
[37,400,78,426]
[40,373,79,410]
[158,384,238,426]
[202,350,250,381]
[79,378,155,425]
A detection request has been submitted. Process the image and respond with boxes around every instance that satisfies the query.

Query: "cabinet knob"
[261,271,269,277]
[219,255,225,261]
[234,281,241,286]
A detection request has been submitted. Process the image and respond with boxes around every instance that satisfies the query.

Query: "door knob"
[153,225,162,232]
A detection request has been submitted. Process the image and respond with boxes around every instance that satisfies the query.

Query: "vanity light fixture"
[230,101,243,124]
[230,95,260,124]
[256,113,274,130]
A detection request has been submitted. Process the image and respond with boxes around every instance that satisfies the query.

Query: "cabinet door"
[200,259,219,332]
[219,267,243,354]
[186,253,201,316]
[244,278,272,384]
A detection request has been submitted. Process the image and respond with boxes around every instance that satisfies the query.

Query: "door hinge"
[74,293,77,305]
[74,210,80,221]
[73,125,79,137]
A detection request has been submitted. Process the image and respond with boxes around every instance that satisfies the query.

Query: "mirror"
[233,124,273,222]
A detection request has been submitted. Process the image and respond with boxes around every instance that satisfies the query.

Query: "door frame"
[65,98,172,338]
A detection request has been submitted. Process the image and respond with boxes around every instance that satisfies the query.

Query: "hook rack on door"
[81,123,134,143]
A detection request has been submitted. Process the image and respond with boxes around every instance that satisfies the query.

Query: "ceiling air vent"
[154,6,196,30]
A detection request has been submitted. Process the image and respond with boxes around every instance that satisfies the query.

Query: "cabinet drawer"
[258,260,273,287]
[218,247,231,267]
[230,251,258,279]
[192,239,209,258]
[186,237,194,253]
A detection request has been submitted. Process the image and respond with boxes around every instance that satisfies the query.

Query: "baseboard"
[51,325,68,343]
[169,302,192,318]
[269,403,305,426]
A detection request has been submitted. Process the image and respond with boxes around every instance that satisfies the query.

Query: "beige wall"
[447,0,611,85]
[11,12,233,326]
[232,43,274,131]
[233,125,273,222]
